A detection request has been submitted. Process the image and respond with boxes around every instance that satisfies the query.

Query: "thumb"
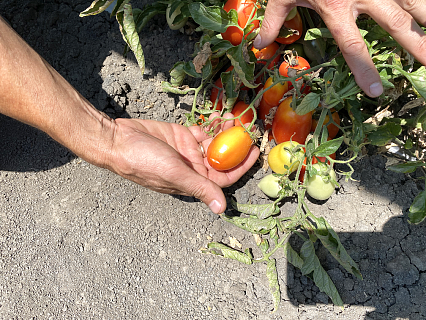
[254,1,293,49]
[180,169,227,214]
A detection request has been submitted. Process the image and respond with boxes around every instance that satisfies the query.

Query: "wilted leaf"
[231,198,280,219]
[207,242,252,264]
[221,214,277,234]
[266,259,281,313]
[79,0,115,16]
[193,42,212,74]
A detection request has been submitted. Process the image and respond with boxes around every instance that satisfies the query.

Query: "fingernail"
[369,82,383,97]
[253,34,262,49]
[208,200,222,214]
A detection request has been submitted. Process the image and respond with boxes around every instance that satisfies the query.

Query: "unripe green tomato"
[306,164,337,201]
[268,141,303,174]
[258,174,282,198]
[166,3,188,30]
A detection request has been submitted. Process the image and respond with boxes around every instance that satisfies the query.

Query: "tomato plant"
[311,109,341,139]
[279,56,310,79]
[207,126,253,171]
[262,76,289,107]
[251,42,281,69]
[232,101,254,126]
[258,174,281,198]
[268,141,303,174]
[221,0,260,46]
[272,96,312,144]
[276,11,303,45]
[299,153,336,183]
[306,163,337,201]
[209,78,224,111]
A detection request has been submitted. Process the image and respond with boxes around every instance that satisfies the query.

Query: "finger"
[221,112,235,131]
[254,0,294,49]
[320,9,384,97]
[365,1,426,66]
[393,0,426,25]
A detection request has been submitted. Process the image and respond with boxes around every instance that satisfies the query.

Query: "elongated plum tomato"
[306,164,337,201]
[251,42,280,69]
[276,11,303,45]
[272,96,312,144]
[232,101,254,126]
[262,76,289,107]
[279,56,310,80]
[268,141,304,174]
[207,126,253,171]
[221,0,260,46]
[311,109,341,139]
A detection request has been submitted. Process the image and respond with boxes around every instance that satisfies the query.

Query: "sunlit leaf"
[313,137,343,157]
[189,2,237,33]
[266,259,281,312]
[207,242,252,265]
[387,161,426,174]
[409,190,426,224]
[79,0,115,16]
[221,215,277,234]
[231,198,280,219]
[296,92,321,115]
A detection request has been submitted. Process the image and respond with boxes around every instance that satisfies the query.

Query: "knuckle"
[386,9,410,33]
[400,0,419,12]
[338,36,366,57]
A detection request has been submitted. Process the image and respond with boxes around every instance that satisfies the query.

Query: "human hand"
[105,113,260,214]
[254,0,426,98]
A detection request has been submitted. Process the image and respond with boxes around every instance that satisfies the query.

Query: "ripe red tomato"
[279,56,310,80]
[251,42,280,69]
[221,0,260,46]
[232,101,254,126]
[299,153,336,182]
[262,76,289,107]
[258,98,274,129]
[311,109,341,139]
[272,96,312,144]
[207,126,253,171]
[276,11,303,45]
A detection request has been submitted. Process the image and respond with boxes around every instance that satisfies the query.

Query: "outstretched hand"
[106,113,260,214]
[254,0,426,98]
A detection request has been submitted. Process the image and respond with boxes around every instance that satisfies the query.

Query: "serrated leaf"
[400,66,426,99]
[161,82,194,95]
[231,198,280,219]
[116,4,145,74]
[409,190,426,224]
[300,240,343,306]
[189,2,237,33]
[304,28,333,40]
[183,61,202,78]
[221,215,277,234]
[79,0,115,16]
[283,242,304,269]
[227,45,257,89]
[312,217,362,280]
[266,259,281,312]
[387,161,426,174]
[379,69,395,89]
[207,242,252,265]
[296,92,321,115]
[110,0,130,17]
[367,122,402,146]
[313,137,343,157]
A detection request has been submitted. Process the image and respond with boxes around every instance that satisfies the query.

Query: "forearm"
[0,17,115,168]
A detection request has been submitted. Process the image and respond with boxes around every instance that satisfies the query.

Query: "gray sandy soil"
[1,1,425,319]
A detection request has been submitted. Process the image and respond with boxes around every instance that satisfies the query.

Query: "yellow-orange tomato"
[207,126,253,171]
[262,76,289,107]
[268,141,304,174]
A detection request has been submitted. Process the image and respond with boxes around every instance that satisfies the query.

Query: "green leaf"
[169,61,186,87]
[365,24,390,42]
[266,259,281,312]
[312,217,363,280]
[388,161,426,174]
[207,242,253,265]
[400,66,426,99]
[300,240,344,306]
[116,4,145,74]
[220,69,239,111]
[379,69,395,89]
[367,122,402,146]
[133,2,167,34]
[295,92,321,115]
[313,137,343,157]
[188,2,237,33]
[231,198,280,219]
[161,82,194,95]
[304,28,333,40]
[227,44,257,89]
[221,215,277,234]
[183,61,201,78]
[258,238,270,254]
[409,190,426,224]
[283,242,304,269]
[110,0,130,17]
[79,0,115,16]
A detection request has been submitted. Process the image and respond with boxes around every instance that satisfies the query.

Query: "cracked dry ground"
[1,1,425,319]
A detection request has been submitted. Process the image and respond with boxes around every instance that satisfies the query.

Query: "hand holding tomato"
[254,0,426,98]
[108,114,259,214]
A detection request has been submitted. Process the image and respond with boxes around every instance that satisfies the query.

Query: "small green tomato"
[306,164,337,201]
[258,174,282,198]
[166,3,188,30]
